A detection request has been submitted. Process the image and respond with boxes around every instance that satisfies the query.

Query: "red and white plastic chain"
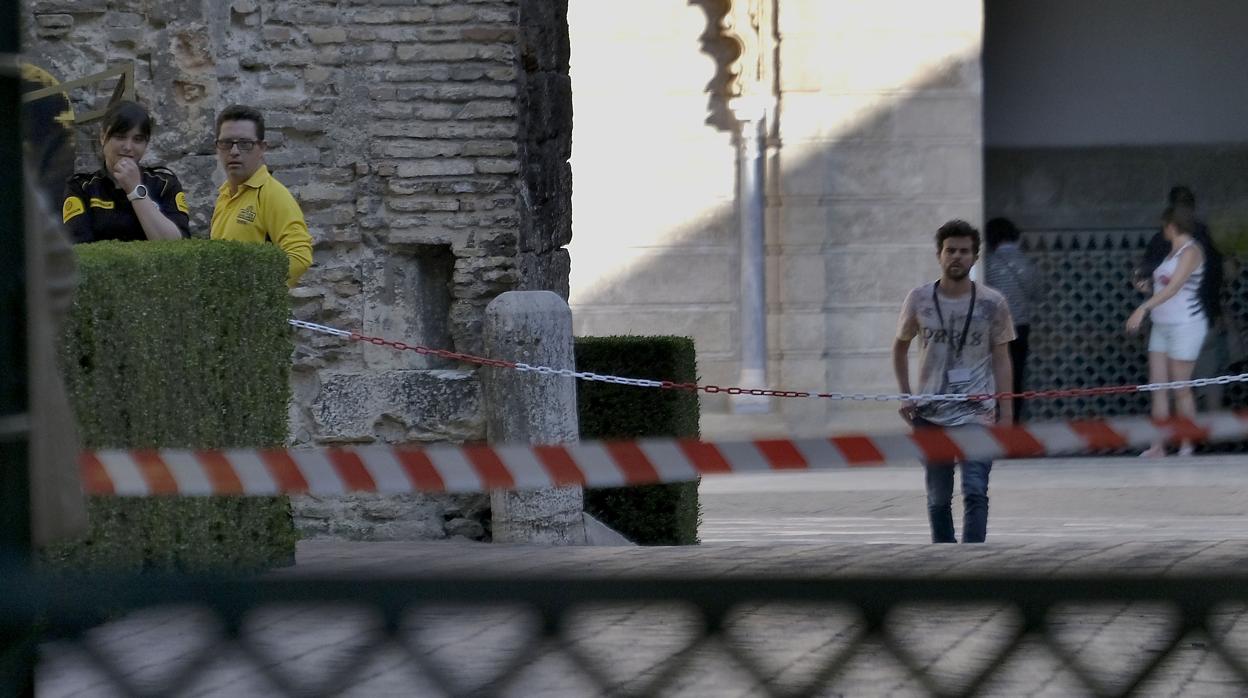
[288,319,1248,403]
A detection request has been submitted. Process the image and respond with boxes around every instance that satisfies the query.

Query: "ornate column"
[731,96,768,413]
[722,0,775,413]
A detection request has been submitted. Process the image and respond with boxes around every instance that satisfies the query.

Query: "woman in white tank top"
[1125,206,1207,457]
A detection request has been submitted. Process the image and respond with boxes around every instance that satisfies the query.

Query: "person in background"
[62,100,190,243]
[1137,187,1231,413]
[985,217,1040,421]
[209,104,312,287]
[1126,205,1222,457]
[1137,186,1206,285]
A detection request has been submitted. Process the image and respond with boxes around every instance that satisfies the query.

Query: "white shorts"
[1148,319,1208,361]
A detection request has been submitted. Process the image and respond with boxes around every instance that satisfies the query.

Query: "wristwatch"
[126,184,149,201]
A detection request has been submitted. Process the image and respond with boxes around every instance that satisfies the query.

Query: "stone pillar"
[482,291,586,544]
[731,97,771,414]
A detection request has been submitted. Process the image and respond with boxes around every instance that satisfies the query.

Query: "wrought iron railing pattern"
[13,572,1248,697]
[1020,229,1248,423]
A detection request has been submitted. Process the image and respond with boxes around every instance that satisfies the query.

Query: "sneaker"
[1177,445,1195,457]
[1139,446,1167,458]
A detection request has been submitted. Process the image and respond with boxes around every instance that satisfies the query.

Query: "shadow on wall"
[687,0,742,133]
[567,3,984,432]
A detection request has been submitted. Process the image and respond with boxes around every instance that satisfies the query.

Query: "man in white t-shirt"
[892,220,1016,543]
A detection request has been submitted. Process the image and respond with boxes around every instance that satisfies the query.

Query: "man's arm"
[893,337,916,423]
[991,342,1014,425]
[261,184,313,286]
[892,338,912,393]
[893,291,919,424]
[1020,255,1042,305]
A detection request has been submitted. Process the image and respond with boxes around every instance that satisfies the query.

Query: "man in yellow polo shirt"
[210,104,312,286]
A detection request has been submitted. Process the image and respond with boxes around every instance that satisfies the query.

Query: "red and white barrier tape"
[288,319,1248,403]
[81,411,1247,496]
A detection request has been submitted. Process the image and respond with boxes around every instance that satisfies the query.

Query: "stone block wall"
[772,1,984,435]
[24,0,571,540]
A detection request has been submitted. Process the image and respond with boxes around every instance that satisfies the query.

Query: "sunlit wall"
[774,1,984,434]
[567,1,739,407]
[568,1,985,435]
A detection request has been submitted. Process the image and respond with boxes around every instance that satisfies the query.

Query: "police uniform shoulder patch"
[176,191,189,214]
[62,196,85,223]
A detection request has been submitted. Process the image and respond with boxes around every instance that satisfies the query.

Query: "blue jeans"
[915,417,992,543]
[925,460,993,543]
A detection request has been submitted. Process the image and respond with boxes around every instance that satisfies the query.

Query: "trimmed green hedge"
[574,336,700,545]
[45,240,297,573]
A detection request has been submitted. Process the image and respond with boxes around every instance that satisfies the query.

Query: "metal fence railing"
[12,568,1248,697]
[1021,229,1248,425]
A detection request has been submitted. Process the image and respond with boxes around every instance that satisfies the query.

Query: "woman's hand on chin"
[111,157,141,192]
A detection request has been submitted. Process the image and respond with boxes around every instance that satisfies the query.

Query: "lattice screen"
[1020,229,1248,424]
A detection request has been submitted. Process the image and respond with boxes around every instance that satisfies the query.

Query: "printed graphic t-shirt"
[896,282,1016,426]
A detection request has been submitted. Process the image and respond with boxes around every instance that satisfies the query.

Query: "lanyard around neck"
[931,280,976,358]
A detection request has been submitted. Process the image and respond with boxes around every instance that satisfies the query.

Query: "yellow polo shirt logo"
[63,196,85,222]
[236,205,257,224]
[176,191,189,214]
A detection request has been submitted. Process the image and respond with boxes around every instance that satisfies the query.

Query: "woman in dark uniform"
[62,100,190,243]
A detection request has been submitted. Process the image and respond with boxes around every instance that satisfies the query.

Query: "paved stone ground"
[36,455,1248,697]
[700,455,1248,544]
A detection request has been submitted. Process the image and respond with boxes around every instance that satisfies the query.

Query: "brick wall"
[25,0,571,540]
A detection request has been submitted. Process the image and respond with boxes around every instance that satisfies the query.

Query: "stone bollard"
[482,291,587,544]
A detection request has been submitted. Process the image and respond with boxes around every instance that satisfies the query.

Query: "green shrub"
[574,336,700,545]
[45,240,297,573]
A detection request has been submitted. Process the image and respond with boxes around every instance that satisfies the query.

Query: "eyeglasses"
[215,139,259,152]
